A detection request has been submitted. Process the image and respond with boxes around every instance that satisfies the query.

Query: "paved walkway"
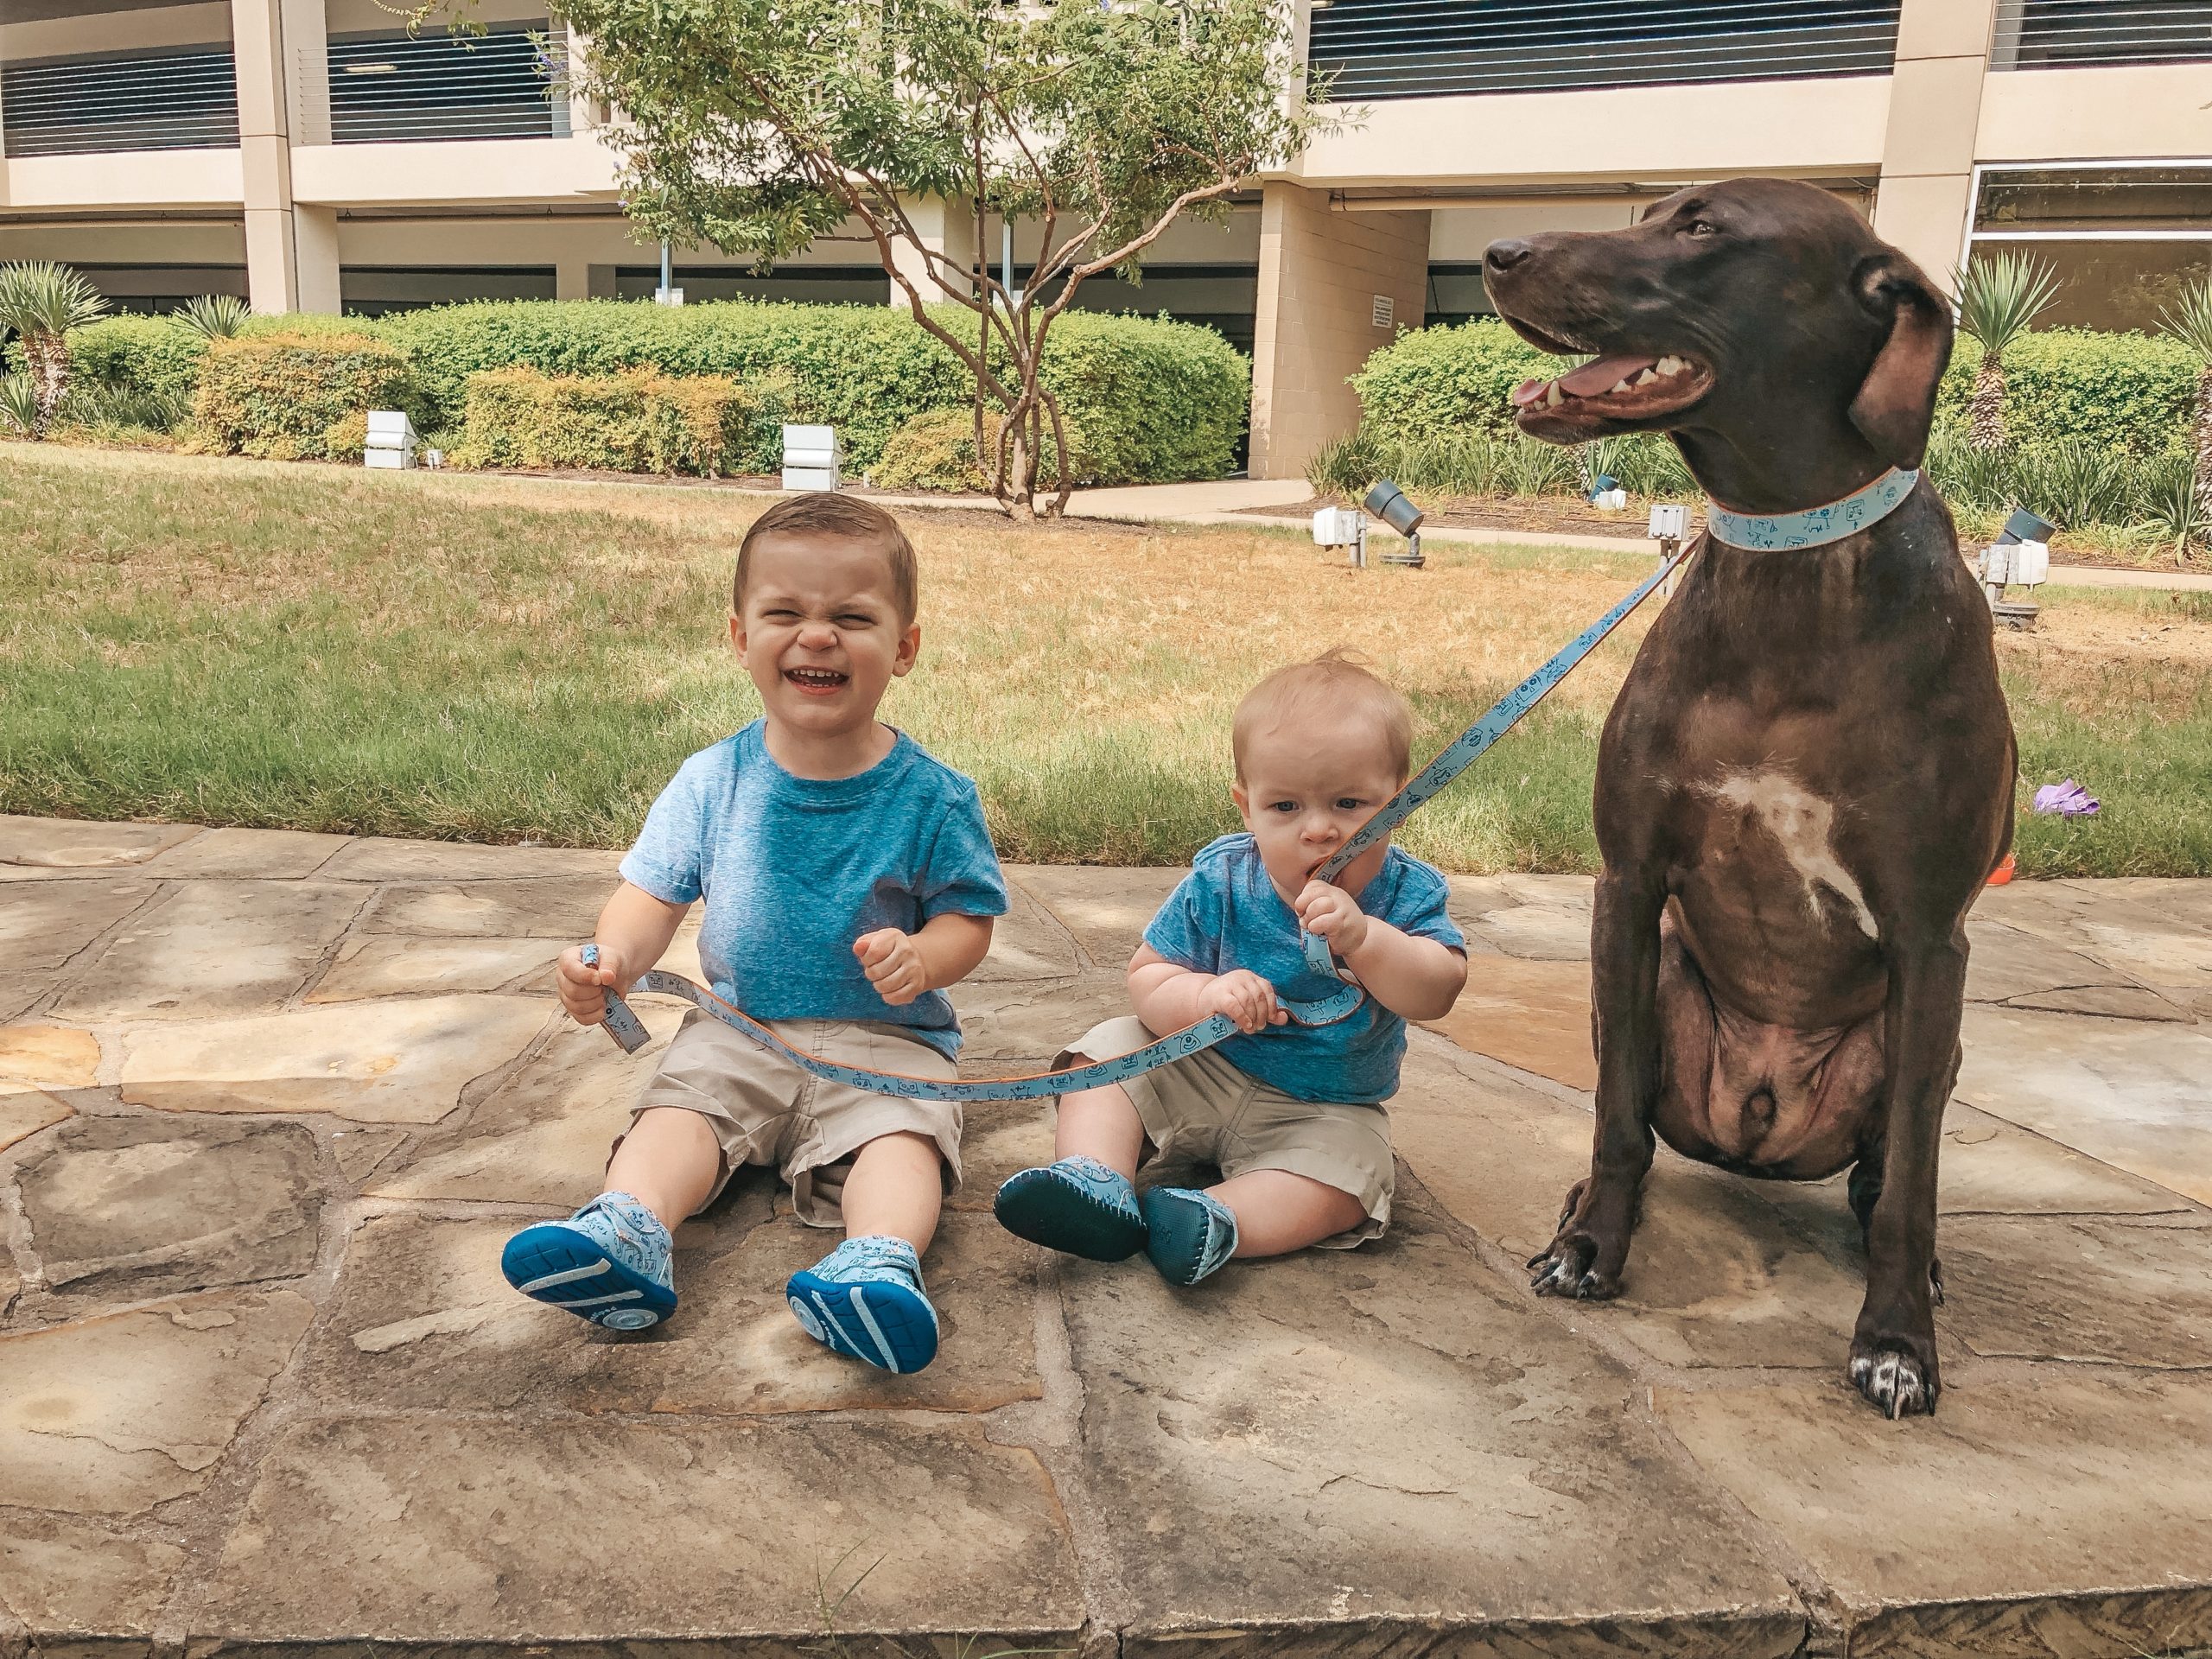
[3,815,2209,1656]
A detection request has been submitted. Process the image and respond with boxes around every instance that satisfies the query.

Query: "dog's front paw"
[1525,1231,1621,1300]
[1847,1338,1940,1419]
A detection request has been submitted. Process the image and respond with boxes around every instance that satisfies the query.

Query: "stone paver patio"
[2,813,2209,1657]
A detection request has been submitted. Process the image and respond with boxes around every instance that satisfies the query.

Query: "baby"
[502,493,1007,1373]
[995,652,1468,1283]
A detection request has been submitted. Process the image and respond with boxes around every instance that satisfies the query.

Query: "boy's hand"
[1294,880,1370,957]
[556,943,626,1027]
[1200,969,1287,1034]
[855,928,927,1007]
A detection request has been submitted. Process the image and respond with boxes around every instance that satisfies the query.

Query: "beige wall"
[1871,0,1998,280]
[1977,64,2212,162]
[1249,183,1427,480]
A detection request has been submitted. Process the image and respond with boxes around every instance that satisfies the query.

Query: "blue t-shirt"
[620,721,1007,1058]
[1144,833,1465,1105]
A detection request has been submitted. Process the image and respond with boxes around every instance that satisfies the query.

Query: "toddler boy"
[502,493,1006,1374]
[995,652,1468,1284]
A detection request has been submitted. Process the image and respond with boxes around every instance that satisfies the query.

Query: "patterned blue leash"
[593,544,1692,1098]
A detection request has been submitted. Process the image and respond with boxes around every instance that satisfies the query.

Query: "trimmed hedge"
[192,333,422,461]
[1352,317,2202,460]
[449,366,769,476]
[70,298,1249,484]
[67,314,209,409]
[874,405,1090,492]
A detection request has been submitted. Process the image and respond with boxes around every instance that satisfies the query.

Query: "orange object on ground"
[1986,852,2016,886]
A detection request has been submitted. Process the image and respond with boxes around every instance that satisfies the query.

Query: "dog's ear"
[1848,253,1954,470]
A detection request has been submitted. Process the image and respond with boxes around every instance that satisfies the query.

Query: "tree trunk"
[1970,356,2006,450]
[2194,362,2212,507]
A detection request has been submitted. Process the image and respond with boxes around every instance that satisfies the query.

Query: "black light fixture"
[1363,479,1426,567]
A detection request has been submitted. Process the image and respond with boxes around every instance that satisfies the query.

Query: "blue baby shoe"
[1141,1186,1239,1287]
[502,1190,677,1331]
[995,1155,1147,1262]
[786,1235,939,1374]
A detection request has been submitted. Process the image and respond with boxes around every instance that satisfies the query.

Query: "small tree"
[1951,250,2059,451]
[2160,274,2212,521]
[548,0,1333,518]
[0,261,108,437]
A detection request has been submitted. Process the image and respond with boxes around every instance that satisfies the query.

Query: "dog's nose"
[1485,238,1535,276]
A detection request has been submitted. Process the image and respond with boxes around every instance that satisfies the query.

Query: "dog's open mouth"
[1511,352,1712,423]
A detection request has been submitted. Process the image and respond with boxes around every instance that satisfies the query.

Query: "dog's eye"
[1682,218,1720,238]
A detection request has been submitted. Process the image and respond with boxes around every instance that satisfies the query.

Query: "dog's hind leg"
[1528,867,1666,1300]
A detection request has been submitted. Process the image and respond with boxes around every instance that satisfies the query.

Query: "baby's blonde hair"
[1232,649,1414,785]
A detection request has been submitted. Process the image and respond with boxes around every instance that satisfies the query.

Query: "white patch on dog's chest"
[1699,769,1878,939]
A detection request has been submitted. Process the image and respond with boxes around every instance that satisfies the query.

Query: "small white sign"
[1371,293,1395,330]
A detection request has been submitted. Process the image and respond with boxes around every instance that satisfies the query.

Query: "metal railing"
[1992,1,2212,70]
[327,22,567,143]
[1307,0,1902,101]
[1,46,238,156]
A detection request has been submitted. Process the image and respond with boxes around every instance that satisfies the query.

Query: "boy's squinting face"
[732,533,918,739]
[1232,717,1403,902]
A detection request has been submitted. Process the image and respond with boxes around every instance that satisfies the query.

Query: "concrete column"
[232,0,340,313]
[888,196,978,303]
[1872,0,2000,282]
[556,253,592,300]
[1248,181,1428,480]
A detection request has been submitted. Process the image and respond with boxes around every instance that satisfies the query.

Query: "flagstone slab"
[1390,1046,1861,1370]
[118,995,551,1123]
[948,973,1129,1061]
[315,836,624,881]
[1962,917,2152,1006]
[0,1025,100,1086]
[364,877,610,939]
[0,1087,74,1153]
[0,1511,186,1651]
[970,876,1082,982]
[366,1005,682,1204]
[0,879,156,982]
[0,1288,314,1516]
[1935,1102,2201,1216]
[956,1097,1058,1203]
[0,816,199,869]
[1976,881,2212,1007]
[195,1414,1084,1649]
[1422,954,1595,1089]
[1007,865,1184,969]
[54,880,365,1021]
[1956,1006,2212,1204]
[138,826,354,880]
[300,1210,1038,1416]
[1460,900,1593,963]
[1999,983,2196,1021]
[327,1125,407,1185]
[1657,1372,2212,1659]
[1933,1213,2212,1368]
[304,935,561,1002]
[1064,1191,1806,1656]
[16,1117,322,1297]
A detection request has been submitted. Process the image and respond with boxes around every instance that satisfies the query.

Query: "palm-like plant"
[0,261,109,436]
[2159,275,2212,543]
[173,293,251,340]
[1951,250,2060,450]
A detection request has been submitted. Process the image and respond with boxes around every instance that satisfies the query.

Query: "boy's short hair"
[734,494,919,625]
[1234,650,1414,785]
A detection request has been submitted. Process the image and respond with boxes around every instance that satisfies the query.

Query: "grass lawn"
[4,442,2209,876]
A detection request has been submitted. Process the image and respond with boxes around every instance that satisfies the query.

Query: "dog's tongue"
[1559,353,1659,397]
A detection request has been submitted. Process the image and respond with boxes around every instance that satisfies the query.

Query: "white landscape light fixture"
[1649,502,1688,595]
[782,424,842,493]
[1312,504,1367,567]
[363,409,418,470]
[1979,506,2056,630]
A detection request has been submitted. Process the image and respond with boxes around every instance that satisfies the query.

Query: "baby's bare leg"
[842,1130,944,1251]
[604,1107,722,1231]
[1210,1169,1368,1258]
[1054,1082,1147,1178]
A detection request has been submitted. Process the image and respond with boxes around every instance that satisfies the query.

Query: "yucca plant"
[0,261,109,435]
[1305,428,1383,500]
[1952,250,2060,450]
[0,373,38,438]
[2158,275,2212,528]
[173,292,251,340]
[2137,451,2203,561]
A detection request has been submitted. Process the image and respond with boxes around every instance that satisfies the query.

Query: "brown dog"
[1482,179,2016,1417]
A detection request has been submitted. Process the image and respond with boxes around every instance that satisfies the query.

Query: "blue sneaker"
[786,1236,939,1373]
[995,1155,1147,1262]
[501,1191,677,1332]
[1141,1186,1238,1287]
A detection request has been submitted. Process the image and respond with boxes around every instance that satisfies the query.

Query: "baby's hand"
[1294,880,1370,957]
[555,944,624,1027]
[1201,969,1286,1034]
[855,928,927,1007]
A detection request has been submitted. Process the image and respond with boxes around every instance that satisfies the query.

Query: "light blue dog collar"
[1706,467,1919,551]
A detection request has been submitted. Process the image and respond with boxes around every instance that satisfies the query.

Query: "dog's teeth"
[1636,368,1659,386]
[1656,355,1685,376]
[1545,382,1564,408]
[1609,379,1631,395]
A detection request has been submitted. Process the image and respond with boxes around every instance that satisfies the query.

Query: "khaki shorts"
[622,1009,962,1227]
[1058,1014,1392,1249]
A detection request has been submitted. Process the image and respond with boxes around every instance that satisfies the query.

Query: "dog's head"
[1483,178,1953,476]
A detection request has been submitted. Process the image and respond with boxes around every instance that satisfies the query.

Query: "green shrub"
[874,404,1089,492]
[1937,330,2196,458]
[1032,310,1247,485]
[448,365,763,476]
[67,315,208,413]
[192,332,421,460]
[1349,318,1554,439]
